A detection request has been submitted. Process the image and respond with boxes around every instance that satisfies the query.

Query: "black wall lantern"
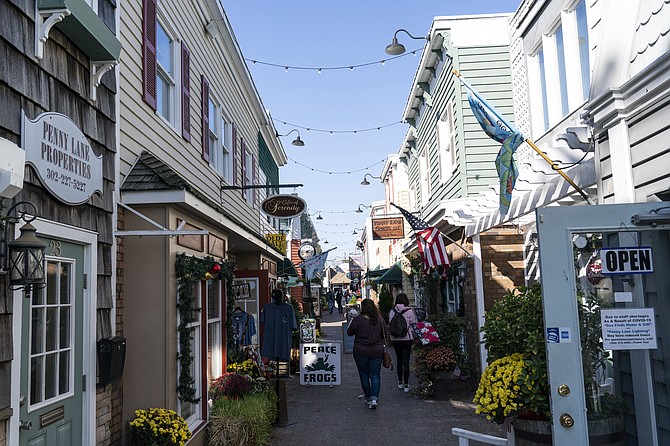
[0,201,46,291]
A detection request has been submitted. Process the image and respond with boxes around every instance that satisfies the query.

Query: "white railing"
[451,428,509,446]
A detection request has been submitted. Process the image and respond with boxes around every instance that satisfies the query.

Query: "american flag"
[390,203,450,272]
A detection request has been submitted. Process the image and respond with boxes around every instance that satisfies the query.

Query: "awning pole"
[524,138,595,205]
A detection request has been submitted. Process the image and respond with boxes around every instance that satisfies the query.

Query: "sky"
[223,0,522,263]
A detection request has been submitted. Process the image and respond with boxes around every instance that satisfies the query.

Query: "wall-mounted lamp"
[631,207,670,227]
[0,201,47,292]
[355,204,369,213]
[316,213,323,220]
[385,29,429,56]
[276,129,305,147]
[360,173,381,186]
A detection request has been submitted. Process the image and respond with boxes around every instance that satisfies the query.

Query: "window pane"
[207,281,220,319]
[538,48,550,131]
[60,263,70,304]
[46,263,58,305]
[45,352,58,399]
[59,351,70,394]
[555,26,569,116]
[30,356,43,404]
[576,0,590,99]
[60,307,70,349]
[156,22,173,76]
[32,308,44,354]
[46,307,59,351]
[157,74,171,120]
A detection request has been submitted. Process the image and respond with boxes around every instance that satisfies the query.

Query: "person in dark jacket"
[388,293,418,392]
[347,298,385,409]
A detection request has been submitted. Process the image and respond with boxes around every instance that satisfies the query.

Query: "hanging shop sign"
[300,342,341,386]
[601,308,657,350]
[372,217,404,240]
[266,233,287,255]
[600,247,653,274]
[261,194,306,218]
[22,112,103,205]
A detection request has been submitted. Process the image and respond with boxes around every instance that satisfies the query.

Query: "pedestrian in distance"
[335,290,343,314]
[326,289,335,314]
[388,293,417,393]
[347,298,385,409]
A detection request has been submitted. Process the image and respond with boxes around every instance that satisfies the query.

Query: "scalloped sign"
[261,194,306,218]
[23,112,103,205]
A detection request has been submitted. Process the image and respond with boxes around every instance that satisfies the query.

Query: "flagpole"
[453,69,594,206]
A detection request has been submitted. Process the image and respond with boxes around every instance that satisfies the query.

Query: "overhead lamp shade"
[356,206,363,213]
[7,222,46,288]
[316,213,323,220]
[291,136,305,147]
[361,178,370,186]
[385,38,406,56]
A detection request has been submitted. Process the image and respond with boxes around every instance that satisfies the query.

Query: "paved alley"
[269,310,505,446]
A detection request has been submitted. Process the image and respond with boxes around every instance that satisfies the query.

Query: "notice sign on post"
[601,308,657,350]
[601,247,653,274]
[300,342,341,386]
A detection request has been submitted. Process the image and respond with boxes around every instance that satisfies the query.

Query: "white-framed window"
[179,283,202,425]
[419,152,430,206]
[244,149,254,205]
[437,101,457,183]
[156,15,178,126]
[527,0,591,135]
[206,280,223,398]
[209,98,233,182]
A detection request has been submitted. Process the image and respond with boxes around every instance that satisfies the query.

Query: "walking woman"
[347,298,385,409]
[388,293,417,392]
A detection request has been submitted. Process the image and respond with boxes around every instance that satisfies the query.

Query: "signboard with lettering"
[261,194,306,218]
[300,342,341,386]
[372,217,404,240]
[601,308,657,350]
[23,112,103,205]
[601,247,653,274]
[265,233,287,255]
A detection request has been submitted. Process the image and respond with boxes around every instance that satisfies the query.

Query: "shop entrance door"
[537,202,667,445]
[19,238,85,446]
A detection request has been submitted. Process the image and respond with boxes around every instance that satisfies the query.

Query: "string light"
[288,158,384,175]
[309,208,367,214]
[275,118,402,134]
[246,48,422,72]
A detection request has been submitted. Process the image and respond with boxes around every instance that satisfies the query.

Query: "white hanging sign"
[600,247,653,274]
[22,112,103,205]
[300,342,341,386]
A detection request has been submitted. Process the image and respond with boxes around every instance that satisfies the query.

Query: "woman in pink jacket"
[388,293,418,392]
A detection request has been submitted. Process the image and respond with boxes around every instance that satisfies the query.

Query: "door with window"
[537,202,668,445]
[19,238,85,446]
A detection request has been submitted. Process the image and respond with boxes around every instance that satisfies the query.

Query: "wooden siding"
[119,0,265,233]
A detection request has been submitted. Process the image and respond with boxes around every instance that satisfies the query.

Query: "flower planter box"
[513,414,625,446]
[429,370,469,400]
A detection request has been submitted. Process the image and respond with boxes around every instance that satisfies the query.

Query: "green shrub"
[377,287,394,314]
[207,390,278,446]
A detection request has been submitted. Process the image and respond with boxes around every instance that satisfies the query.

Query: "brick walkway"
[269,311,506,446]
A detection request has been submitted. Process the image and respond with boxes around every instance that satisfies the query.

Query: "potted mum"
[127,408,191,446]
[474,283,625,444]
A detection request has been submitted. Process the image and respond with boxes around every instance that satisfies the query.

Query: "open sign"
[601,247,653,274]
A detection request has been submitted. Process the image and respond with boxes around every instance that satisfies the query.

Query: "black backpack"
[389,306,409,337]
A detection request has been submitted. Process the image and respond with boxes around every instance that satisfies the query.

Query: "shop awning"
[375,263,402,284]
[278,258,299,277]
[330,272,351,285]
[364,267,389,278]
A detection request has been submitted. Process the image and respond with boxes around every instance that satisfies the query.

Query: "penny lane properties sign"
[23,112,103,205]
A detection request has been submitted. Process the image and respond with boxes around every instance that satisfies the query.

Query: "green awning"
[278,258,299,277]
[375,264,402,284]
[365,267,390,278]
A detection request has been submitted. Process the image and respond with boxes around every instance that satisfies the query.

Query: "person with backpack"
[388,293,417,393]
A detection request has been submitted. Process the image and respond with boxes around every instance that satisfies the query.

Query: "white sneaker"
[404,385,410,393]
[397,382,403,389]
[369,399,378,409]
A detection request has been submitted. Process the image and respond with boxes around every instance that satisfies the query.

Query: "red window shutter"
[142,0,157,109]
[181,42,191,142]
[201,75,210,162]
[232,123,238,185]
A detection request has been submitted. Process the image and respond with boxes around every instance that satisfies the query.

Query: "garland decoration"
[175,253,235,403]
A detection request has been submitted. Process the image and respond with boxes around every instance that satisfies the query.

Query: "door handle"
[19,420,32,430]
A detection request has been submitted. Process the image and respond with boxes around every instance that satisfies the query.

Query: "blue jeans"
[353,353,382,401]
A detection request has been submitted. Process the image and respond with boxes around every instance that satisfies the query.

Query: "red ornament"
[211,264,221,274]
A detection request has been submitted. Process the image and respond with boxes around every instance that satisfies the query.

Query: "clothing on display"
[260,301,297,361]
[232,308,256,349]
